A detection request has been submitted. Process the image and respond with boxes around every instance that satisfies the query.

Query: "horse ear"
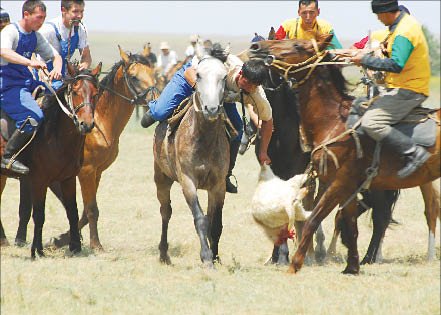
[67,61,76,76]
[142,43,151,57]
[318,33,333,51]
[268,27,276,40]
[91,62,102,77]
[118,45,130,65]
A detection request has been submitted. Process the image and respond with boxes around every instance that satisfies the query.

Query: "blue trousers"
[0,86,43,132]
[148,62,243,141]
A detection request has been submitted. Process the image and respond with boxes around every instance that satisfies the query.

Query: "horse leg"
[181,175,213,266]
[339,199,360,274]
[79,170,103,250]
[361,190,394,264]
[155,166,174,264]
[420,182,440,261]
[207,185,226,262]
[31,185,47,258]
[290,180,352,274]
[45,181,71,248]
[58,178,81,253]
[0,175,9,246]
[15,176,32,246]
[326,209,342,260]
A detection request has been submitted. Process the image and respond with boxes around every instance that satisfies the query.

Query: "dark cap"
[0,8,10,22]
[371,0,399,14]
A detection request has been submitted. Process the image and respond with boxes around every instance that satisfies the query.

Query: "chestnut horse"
[249,36,440,274]
[153,56,229,266]
[0,63,101,257]
[10,46,157,250]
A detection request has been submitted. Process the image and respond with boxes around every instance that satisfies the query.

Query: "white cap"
[190,34,198,43]
[159,41,170,50]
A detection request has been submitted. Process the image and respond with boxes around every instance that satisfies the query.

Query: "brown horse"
[44,45,157,250]
[153,56,229,266]
[0,62,101,257]
[9,46,157,250]
[249,36,440,274]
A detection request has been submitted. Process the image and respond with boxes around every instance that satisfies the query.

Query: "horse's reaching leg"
[0,175,9,246]
[420,181,440,261]
[361,190,394,264]
[31,185,47,258]
[155,166,174,265]
[290,180,352,274]
[314,223,326,263]
[339,200,360,274]
[79,169,103,250]
[15,176,32,246]
[326,209,342,260]
[181,175,213,266]
[60,178,81,254]
[207,185,226,262]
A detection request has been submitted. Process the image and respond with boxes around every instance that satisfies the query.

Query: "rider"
[275,0,343,49]
[351,0,431,178]
[0,0,62,175]
[184,34,199,60]
[37,0,91,91]
[140,44,273,193]
[156,41,178,78]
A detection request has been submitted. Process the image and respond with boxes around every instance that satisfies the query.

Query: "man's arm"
[79,46,92,71]
[0,48,47,69]
[258,118,273,165]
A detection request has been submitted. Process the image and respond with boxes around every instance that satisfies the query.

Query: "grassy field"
[1,33,440,315]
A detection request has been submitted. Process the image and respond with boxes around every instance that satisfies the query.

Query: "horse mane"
[99,53,152,94]
[318,55,354,100]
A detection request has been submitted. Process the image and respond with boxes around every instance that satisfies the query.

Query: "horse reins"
[98,63,160,106]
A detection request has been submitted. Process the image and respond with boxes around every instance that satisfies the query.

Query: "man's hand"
[29,59,47,70]
[258,151,271,165]
[350,51,366,66]
[78,62,88,71]
[184,66,197,88]
[48,67,62,81]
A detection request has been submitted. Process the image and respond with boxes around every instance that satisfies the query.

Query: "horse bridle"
[99,61,160,106]
[42,70,98,127]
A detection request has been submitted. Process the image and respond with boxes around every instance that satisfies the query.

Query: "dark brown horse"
[153,56,229,266]
[44,45,157,250]
[249,36,440,274]
[0,62,101,257]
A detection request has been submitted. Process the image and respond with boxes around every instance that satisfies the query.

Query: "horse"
[10,46,157,250]
[0,62,101,257]
[248,36,440,274]
[153,56,229,266]
[255,64,401,266]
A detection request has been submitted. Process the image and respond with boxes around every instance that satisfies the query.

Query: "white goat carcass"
[251,164,310,245]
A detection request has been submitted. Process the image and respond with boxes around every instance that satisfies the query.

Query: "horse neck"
[297,74,346,146]
[95,66,134,137]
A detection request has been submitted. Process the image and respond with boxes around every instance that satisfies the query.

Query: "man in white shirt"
[156,41,178,77]
[37,0,91,90]
[184,34,198,61]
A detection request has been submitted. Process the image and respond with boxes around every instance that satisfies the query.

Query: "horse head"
[248,34,333,83]
[65,62,102,135]
[118,45,158,104]
[193,56,227,121]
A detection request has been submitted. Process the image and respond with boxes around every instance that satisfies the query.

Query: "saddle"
[166,94,239,140]
[347,97,439,148]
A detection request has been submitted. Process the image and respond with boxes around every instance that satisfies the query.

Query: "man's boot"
[226,140,240,193]
[239,121,257,155]
[1,129,34,175]
[140,109,156,128]
[382,128,430,179]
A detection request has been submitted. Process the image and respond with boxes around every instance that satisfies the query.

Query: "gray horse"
[152,56,229,266]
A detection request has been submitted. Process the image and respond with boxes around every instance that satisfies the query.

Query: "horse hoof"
[14,238,28,247]
[342,267,359,275]
[69,245,82,255]
[287,265,296,274]
[159,255,171,265]
[1,238,10,247]
[202,260,214,269]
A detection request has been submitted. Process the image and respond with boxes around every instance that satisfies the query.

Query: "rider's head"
[238,59,267,93]
[61,0,85,27]
[298,0,320,29]
[371,0,400,26]
[22,0,46,31]
[0,7,10,31]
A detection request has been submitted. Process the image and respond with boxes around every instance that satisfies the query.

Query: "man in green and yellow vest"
[351,0,431,178]
[275,0,342,49]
